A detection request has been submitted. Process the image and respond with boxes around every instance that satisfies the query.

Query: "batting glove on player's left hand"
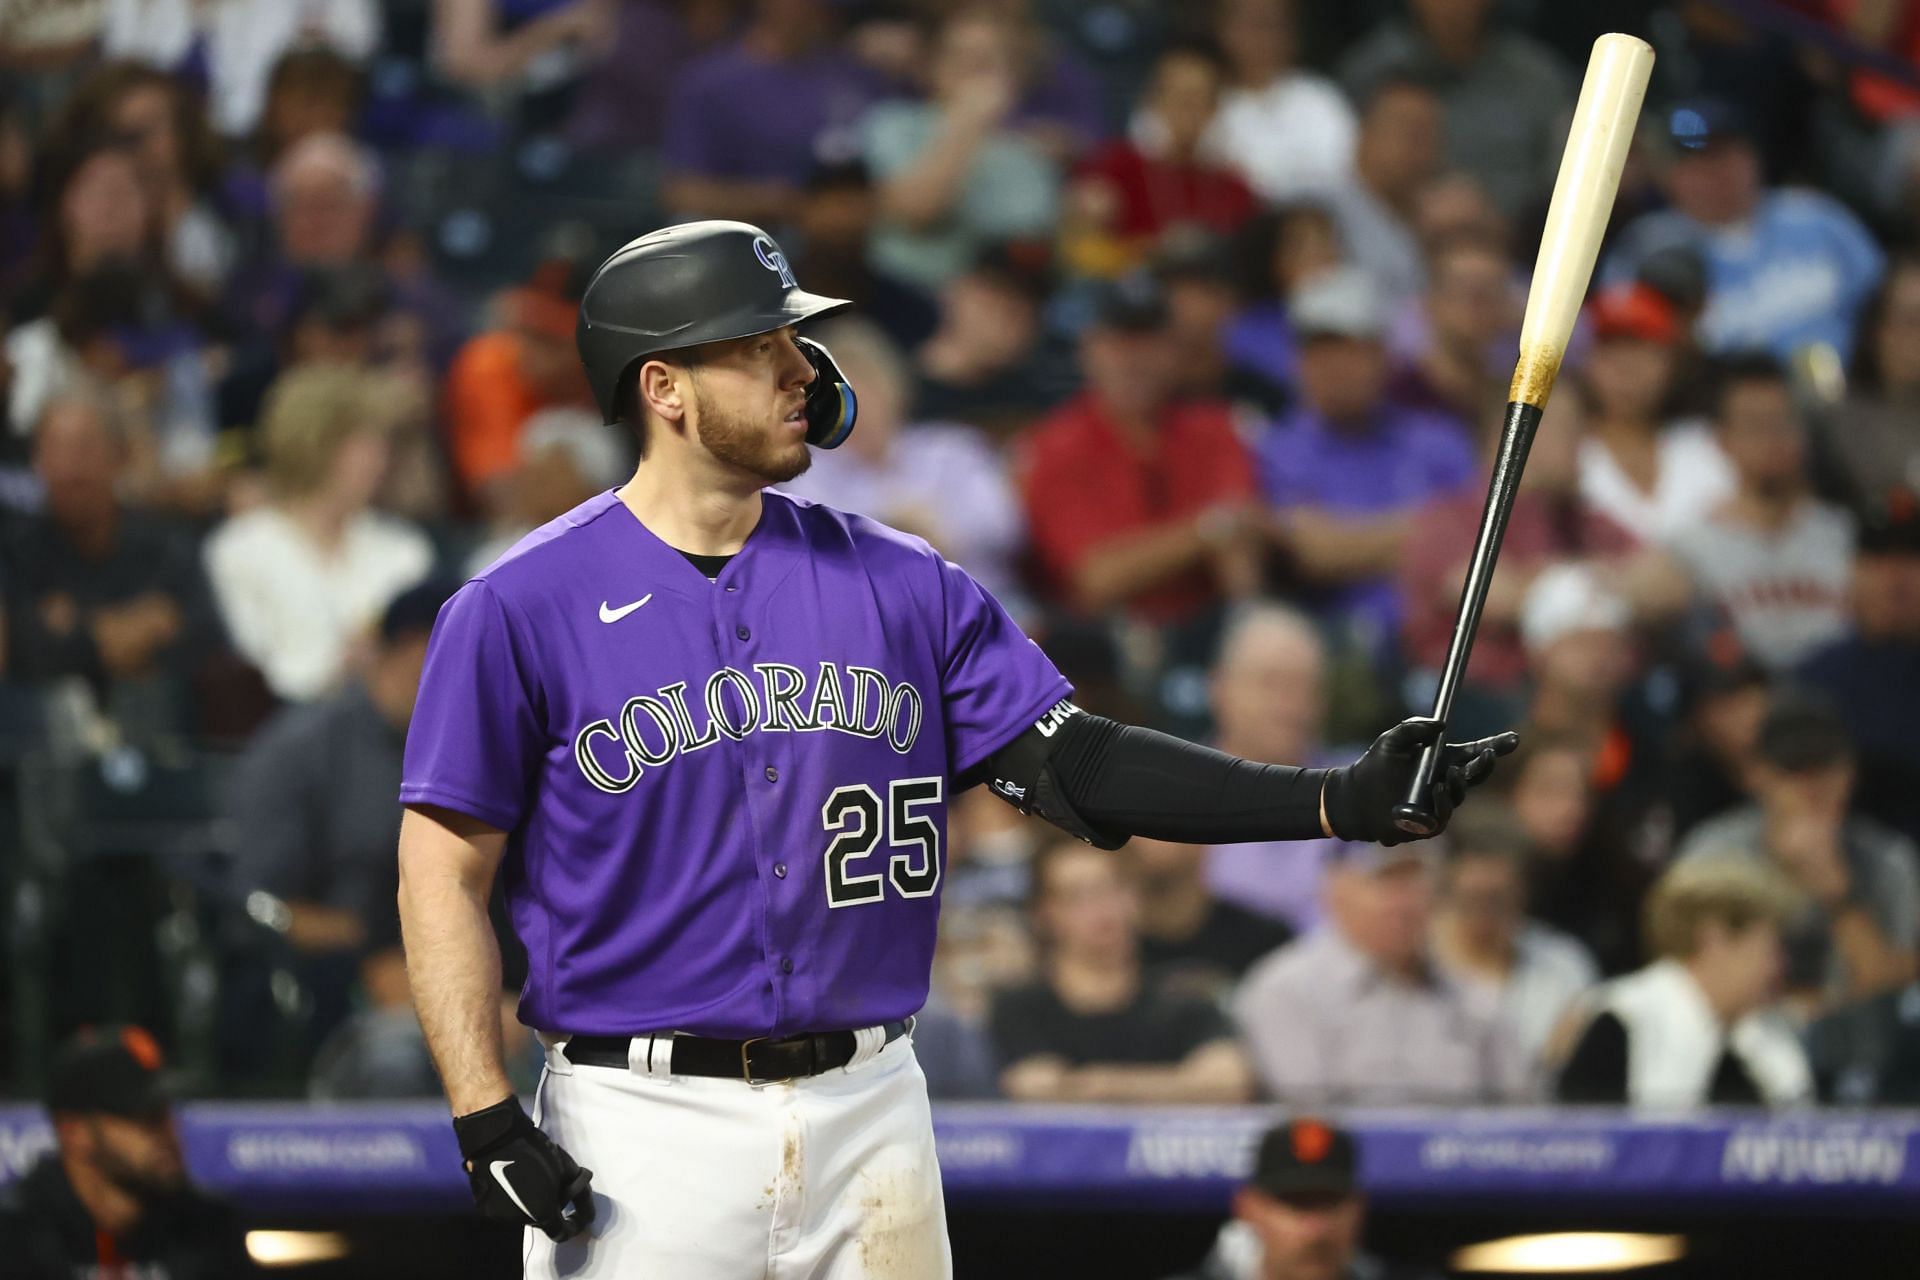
[1323,717,1518,845]
[453,1096,596,1242]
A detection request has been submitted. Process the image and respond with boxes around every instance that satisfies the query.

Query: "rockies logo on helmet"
[754,235,797,289]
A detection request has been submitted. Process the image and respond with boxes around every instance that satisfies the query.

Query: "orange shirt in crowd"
[1018,392,1256,625]
[442,330,550,493]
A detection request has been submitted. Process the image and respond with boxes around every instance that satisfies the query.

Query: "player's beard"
[693,385,812,485]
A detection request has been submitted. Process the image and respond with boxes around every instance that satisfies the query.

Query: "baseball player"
[395,220,1515,1278]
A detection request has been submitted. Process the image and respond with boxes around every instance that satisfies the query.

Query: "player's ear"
[635,358,689,426]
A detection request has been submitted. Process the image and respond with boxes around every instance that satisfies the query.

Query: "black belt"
[561,1019,912,1084]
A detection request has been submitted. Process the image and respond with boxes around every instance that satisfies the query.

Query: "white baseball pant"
[522,1027,951,1279]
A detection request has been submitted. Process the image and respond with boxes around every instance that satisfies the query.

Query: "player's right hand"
[453,1095,596,1242]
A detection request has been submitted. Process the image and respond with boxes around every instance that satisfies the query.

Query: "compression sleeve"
[981,706,1331,846]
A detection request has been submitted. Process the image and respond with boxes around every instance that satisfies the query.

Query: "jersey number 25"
[821,777,943,908]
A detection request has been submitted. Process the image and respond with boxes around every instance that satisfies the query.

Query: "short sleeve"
[399,581,545,830]
[934,555,1071,776]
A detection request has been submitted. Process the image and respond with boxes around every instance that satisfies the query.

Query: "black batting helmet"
[576,220,853,427]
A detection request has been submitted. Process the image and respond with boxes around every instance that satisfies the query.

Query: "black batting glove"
[453,1095,595,1242]
[1323,717,1519,845]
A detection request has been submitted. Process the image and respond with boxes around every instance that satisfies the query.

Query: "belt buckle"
[740,1036,796,1086]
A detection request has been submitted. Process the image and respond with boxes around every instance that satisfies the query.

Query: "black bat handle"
[1392,399,1544,837]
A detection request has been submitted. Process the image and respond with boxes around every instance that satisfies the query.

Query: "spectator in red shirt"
[1066,40,1256,277]
[1017,274,1261,627]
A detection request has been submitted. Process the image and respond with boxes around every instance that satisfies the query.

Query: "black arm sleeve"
[979,707,1330,848]
[1554,1011,1631,1104]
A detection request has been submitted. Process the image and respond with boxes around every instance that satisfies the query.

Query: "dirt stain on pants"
[855,1167,941,1279]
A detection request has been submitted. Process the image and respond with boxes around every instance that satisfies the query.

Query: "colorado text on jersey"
[573,660,925,792]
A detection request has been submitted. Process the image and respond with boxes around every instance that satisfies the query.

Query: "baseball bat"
[1392,33,1654,837]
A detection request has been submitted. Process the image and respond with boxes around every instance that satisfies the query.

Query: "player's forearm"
[397,811,515,1116]
[402,868,515,1114]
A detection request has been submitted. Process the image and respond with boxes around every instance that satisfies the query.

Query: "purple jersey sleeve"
[399,580,545,831]
[934,554,1071,776]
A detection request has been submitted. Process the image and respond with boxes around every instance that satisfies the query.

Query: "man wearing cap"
[1234,837,1531,1105]
[1258,266,1478,656]
[1575,279,1738,547]
[0,1027,252,1279]
[1165,1117,1437,1280]
[1018,271,1265,630]
[1601,96,1883,363]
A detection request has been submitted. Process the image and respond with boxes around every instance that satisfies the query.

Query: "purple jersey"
[401,491,1069,1038]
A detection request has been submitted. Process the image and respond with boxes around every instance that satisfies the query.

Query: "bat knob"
[1391,804,1439,838]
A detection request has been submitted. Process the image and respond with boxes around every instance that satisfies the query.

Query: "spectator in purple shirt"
[660,0,882,228]
[1260,266,1479,651]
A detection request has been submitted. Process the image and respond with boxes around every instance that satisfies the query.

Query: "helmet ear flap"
[795,335,857,449]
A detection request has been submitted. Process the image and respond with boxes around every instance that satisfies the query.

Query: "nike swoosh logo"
[599,594,653,624]
[490,1159,535,1220]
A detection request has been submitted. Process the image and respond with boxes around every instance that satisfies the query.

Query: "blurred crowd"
[3,0,1920,1117]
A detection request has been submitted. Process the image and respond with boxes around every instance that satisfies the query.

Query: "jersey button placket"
[723,595,796,1005]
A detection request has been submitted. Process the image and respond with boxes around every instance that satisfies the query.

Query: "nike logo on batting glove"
[490,1160,535,1220]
